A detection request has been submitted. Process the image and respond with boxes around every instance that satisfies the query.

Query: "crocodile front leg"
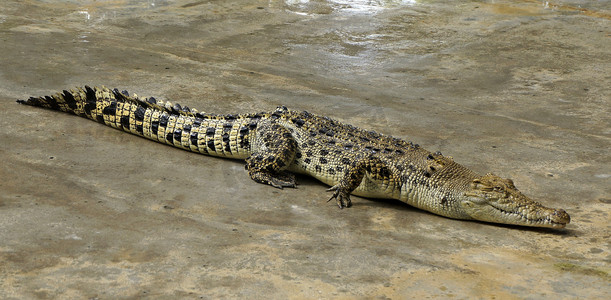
[245,121,298,189]
[328,156,394,208]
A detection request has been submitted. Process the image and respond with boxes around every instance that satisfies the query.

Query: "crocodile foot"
[327,184,352,209]
[250,170,296,189]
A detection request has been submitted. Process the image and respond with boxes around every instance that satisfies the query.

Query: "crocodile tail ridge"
[16,86,201,118]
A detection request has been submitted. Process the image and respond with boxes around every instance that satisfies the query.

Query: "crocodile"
[17,86,570,228]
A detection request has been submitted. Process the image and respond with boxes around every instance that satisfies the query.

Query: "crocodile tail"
[17,86,252,159]
[19,85,204,122]
[16,87,92,114]
[17,85,192,117]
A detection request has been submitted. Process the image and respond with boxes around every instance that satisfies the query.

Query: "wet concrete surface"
[0,0,609,298]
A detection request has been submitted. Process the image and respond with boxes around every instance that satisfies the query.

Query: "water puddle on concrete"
[285,0,419,15]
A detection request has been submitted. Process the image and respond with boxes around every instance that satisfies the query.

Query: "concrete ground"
[0,0,609,298]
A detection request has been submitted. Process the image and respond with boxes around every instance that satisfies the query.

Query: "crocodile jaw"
[459,174,570,228]
[460,197,570,228]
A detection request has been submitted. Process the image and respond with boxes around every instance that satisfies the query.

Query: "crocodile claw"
[326,185,352,208]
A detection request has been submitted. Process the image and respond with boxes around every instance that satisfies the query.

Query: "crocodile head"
[460,173,570,228]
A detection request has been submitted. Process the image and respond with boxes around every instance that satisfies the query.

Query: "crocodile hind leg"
[245,121,297,189]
